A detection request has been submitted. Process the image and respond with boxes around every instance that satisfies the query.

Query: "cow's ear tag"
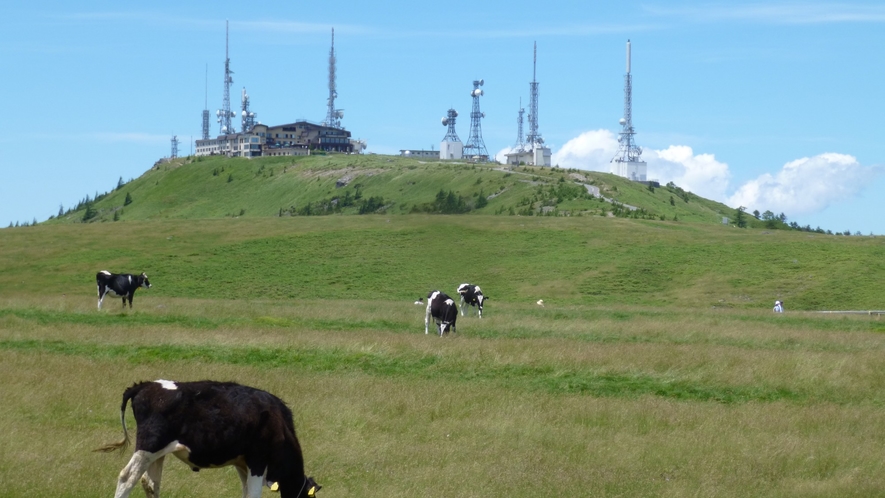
[308,486,317,497]
[270,482,280,492]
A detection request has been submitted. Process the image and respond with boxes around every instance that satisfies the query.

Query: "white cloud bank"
[549,129,881,217]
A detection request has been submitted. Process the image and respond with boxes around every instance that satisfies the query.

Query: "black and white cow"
[96,380,320,498]
[97,271,151,310]
[457,283,487,318]
[425,290,458,337]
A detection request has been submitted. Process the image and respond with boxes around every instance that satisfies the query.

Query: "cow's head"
[139,273,152,289]
[271,476,320,497]
[305,477,321,498]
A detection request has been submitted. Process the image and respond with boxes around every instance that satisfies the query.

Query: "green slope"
[5,216,885,310]
[49,154,749,226]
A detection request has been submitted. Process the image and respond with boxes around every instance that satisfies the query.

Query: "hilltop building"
[399,149,439,159]
[195,121,357,157]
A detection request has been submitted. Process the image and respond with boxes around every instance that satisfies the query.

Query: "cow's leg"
[460,296,466,316]
[424,307,431,334]
[140,455,165,498]
[235,466,249,498]
[244,468,265,498]
[127,293,134,309]
[98,290,105,310]
[114,450,154,498]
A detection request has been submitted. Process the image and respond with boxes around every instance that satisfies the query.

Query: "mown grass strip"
[0,339,844,405]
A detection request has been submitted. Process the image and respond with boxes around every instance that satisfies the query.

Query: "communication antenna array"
[241,87,256,133]
[462,79,489,161]
[323,28,344,129]
[171,135,179,159]
[526,42,543,148]
[441,108,460,142]
[612,39,643,164]
[216,20,236,135]
[201,64,210,140]
[513,97,526,152]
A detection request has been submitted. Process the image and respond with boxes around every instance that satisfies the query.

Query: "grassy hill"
[48,154,746,226]
[6,215,885,311]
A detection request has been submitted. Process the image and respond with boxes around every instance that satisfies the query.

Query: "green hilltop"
[50,154,747,226]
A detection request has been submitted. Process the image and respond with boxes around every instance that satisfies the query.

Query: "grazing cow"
[425,290,458,337]
[97,271,151,310]
[456,283,487,318]
[96,380,320,498]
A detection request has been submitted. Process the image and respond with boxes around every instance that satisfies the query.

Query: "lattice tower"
[612,39,643,164]
[323,28,344,129]
[216,21,236,135]
[441,108,460,142]
[462,79,488,160]
[241,87,256,133]
[513,98,526,152]
[526,42,543,148]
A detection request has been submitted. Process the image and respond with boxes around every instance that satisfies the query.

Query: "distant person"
[773,300,784,313]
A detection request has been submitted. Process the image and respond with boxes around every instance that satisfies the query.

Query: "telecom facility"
[610,40,647,181]
[195,24,365,158]
[505,42,551,167]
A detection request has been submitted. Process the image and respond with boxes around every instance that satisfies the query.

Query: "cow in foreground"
[425,290,457,337]
[97,271,151,310]
[96,380,320,498]
[456,283,487,318]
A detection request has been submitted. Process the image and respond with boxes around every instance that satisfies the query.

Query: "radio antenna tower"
[216,21,235,135]
[513,98,526,152]
[611,40,646,181]
[526,42,543,148]
[201,65,210,140]
[323,28,344,129]
[171,135,179,159]
[612,39,643,164]
[441,108,460,142]
[241,87,256,133]
[462,79,488,161]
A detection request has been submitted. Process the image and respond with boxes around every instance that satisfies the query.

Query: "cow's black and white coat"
[456,283,486,318]
[96,380,320,498]
[96,271,151,310]
[425,290,458,337]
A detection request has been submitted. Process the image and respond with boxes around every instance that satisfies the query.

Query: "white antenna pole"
[626,39,631,74]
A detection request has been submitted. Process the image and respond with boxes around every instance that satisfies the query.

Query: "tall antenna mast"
[201,64,210,140]
[171,135,179,159]
[462,79,489,161]
[526,42,542,148]
[612,39,642,164]
[216,20,235,135]
[513,97,526,152]
[323,28,343,129]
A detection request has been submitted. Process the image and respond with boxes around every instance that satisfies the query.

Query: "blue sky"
[2,1,883,233]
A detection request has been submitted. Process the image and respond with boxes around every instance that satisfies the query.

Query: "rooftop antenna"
[526,42,543,148]
[612,39,643,164]
[462,79,489,161]
[513,97,526,152]
[323,27,344,129]
[201,64,210,140]
[241,87,256,133]
[216,20,235,135]
[441,108,460,142]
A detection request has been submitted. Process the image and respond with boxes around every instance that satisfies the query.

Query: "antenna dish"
[479,79,484,86]
[619,118,626,125]
[481,112,485,118]
[442,117,449,126]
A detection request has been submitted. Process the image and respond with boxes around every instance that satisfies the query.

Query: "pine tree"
[117,176,124,190]
[124,192,133,206]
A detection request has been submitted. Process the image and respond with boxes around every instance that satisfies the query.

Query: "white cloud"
[647,145,731,201]
[727,153,881,215]
[551,130,881,217]
[551,129,619,171]
[551,130,731,201]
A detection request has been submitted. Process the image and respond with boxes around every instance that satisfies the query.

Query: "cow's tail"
[93,382,148,453]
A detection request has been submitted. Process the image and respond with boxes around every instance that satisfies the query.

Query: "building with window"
[195,121,358,157]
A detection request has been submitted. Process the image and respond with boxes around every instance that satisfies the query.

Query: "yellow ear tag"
[308,486,317,497]
[270,482,280,492]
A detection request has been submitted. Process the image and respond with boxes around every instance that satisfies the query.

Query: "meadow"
[2,215,885,497]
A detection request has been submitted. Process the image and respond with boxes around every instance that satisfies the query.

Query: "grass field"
[2,215,885,496]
